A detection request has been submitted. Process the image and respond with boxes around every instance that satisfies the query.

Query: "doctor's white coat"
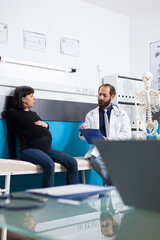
[80,105,131,158]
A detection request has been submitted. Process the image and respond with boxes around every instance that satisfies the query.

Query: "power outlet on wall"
[89,88,97,96]
[83,87,89,95]
[76,86,83,94]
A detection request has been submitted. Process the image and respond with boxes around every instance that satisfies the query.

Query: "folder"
[79,129,104,144]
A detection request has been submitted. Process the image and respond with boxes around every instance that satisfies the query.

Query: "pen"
[80,121,84,134]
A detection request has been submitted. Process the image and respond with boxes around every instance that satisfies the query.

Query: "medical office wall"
[130,5,160,80]
[0,0,130,91]
[0,0,130,190]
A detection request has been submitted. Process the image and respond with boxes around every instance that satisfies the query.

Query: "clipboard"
[79,128,104,144]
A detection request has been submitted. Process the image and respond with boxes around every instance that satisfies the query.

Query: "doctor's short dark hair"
[98,84,116,97]
[100,210,118,237]
[12,86,34,110]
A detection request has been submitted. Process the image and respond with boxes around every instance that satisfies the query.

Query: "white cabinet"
[103,74,145,139]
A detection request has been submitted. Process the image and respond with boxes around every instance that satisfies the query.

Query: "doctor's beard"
[98,98,111,108]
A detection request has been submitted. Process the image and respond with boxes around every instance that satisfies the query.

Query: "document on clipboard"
[79,129,104,144]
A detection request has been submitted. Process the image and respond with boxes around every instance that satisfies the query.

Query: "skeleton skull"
[142,72,153,88]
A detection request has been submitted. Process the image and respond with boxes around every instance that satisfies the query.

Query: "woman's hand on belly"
[34,121,48,128]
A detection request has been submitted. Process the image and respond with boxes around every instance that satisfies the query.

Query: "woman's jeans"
[20,148,78,187]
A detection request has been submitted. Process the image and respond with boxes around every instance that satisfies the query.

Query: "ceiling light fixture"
[0,57,76,73]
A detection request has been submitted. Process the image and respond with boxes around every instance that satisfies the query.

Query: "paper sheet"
[26,184,114,198]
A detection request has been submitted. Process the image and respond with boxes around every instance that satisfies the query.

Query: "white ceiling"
[81,0,160,16]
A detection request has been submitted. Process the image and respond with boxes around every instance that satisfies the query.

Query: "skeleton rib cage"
[137,90,160,115]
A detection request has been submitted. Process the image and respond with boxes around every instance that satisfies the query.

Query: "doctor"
[79,83,131,185]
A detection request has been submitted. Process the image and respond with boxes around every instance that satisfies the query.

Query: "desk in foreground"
[2,187,160,240]
[0,187,126,240]
[0,190,160,240]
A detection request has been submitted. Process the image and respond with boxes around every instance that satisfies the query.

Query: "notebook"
[79,129,104,144]
[95,140,160,212]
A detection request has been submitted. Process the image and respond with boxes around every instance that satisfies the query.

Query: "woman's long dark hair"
[12,86,34,110]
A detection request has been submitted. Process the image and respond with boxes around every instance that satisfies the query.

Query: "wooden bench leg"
[4,175,11,194]
[81,170,86,184]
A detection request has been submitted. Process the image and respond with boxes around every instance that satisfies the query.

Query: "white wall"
[130,6,160,79]
[0,0,130,102]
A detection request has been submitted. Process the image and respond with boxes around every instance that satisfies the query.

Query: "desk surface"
[0,188,160,240]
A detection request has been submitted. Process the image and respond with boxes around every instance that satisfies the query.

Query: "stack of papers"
[26,184,115,205]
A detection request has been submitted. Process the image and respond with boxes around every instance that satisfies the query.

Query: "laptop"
[95,140,160,212]
[79,129,104,144]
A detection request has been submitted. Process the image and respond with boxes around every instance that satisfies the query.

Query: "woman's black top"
[5,108,52,159]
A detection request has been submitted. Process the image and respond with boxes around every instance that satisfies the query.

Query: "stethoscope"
[0,194,46,210]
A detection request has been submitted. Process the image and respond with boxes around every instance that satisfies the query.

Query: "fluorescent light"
[0,57,76,73]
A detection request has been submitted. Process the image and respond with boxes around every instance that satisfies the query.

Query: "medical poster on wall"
[23,31,46,52]
[60,37,79,57]
[150,40,160,90]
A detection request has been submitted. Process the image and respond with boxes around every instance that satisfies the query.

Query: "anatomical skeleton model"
[135,72,160,139]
